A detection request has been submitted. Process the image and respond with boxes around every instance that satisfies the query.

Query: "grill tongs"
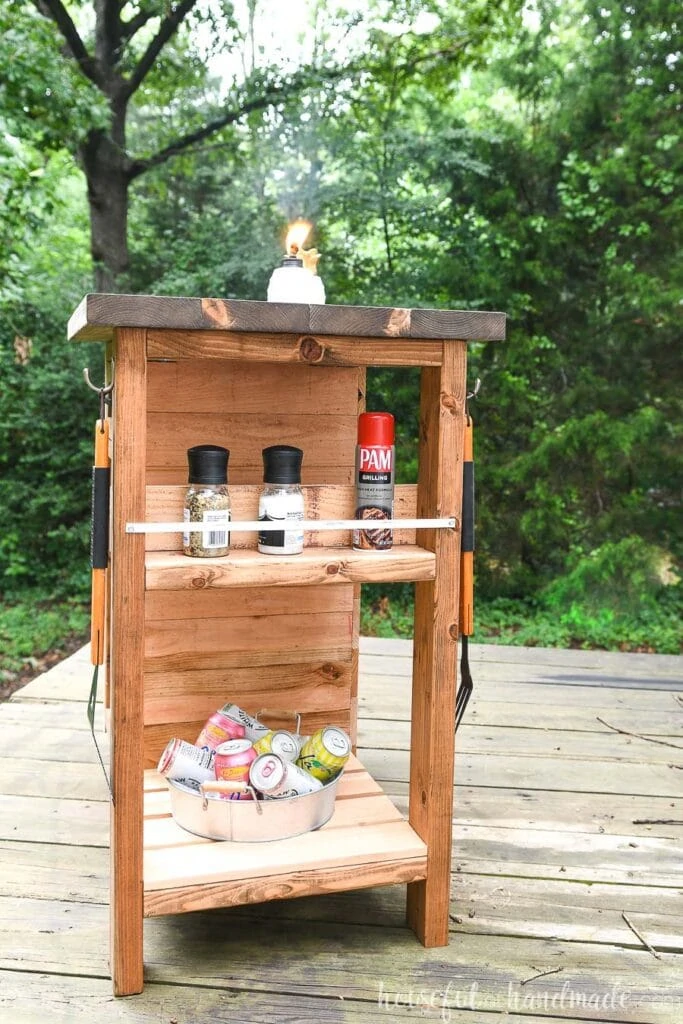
[455,408,475,732]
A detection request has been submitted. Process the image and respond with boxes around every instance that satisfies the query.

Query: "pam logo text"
[359,447,393,472]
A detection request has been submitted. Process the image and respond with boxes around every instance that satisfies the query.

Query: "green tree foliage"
[0,151,95,597]
[449,0,682,605]
[0,0,680,653]
[313,0,681,631]
[1,0,500,598]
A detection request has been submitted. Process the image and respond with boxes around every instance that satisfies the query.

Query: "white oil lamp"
[267,219,326,304]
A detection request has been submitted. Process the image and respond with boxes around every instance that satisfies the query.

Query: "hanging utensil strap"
[91,418,110,663]
[88,413,113,798]
[456,410,475,732]
[88,663,112,800]
[459,413,475,635]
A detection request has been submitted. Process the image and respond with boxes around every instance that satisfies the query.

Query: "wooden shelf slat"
[147,329,444,368]
[142,757,428,917]
[143,857,427,918]
[145,545,436,590]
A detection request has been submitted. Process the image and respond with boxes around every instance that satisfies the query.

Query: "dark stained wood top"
[68,293,506,342]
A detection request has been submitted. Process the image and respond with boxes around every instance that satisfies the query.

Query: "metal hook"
[83,368,113,425]
[467,378,481,402]
[466,377,481,419]
[83,368,114,396]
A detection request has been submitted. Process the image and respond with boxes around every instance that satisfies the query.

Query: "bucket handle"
[255,709,302,734]
[201,780,262,813]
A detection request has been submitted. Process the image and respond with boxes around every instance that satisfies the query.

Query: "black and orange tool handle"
[459,414,474,637]
[90,419,110,666]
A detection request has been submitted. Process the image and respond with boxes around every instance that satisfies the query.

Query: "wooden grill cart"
[68,294,505,996]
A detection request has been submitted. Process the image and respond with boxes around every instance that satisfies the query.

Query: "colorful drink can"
[157,738,215,791]
[196,710,245,750]
[249,752,323,799]
[220,703,271,743]
[253,729,302,761]
[297,726,351,782]
[213,738,257,800]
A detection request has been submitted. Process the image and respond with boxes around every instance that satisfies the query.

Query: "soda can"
[253,729,302,762]
[249,752,323,799]
[220,703,271,743]
[196,710,245,751]
[297,726,351,783]
[157,738,215,791]
[213,738,257,800]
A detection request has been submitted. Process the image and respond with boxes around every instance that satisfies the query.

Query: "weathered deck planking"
[0,970,607,1024]
[1,639,681,1023]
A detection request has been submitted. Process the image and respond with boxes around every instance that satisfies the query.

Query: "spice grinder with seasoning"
[258,445,305,555]
[353,413,395,551]
[183,445,231,557]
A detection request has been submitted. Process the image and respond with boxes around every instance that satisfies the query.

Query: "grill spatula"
[455,411,474,732]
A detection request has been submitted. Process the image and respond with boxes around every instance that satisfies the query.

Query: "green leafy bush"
[360,563,682,654]
[542,536,675,615]
[472,587,681,654]
[0,311,98,600]
[0,590,89,678]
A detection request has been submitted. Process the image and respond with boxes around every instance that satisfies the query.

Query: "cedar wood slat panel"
[146,330,444,367]
[144,546,436,590]
[144,484,418,550]
[143,361,363,772]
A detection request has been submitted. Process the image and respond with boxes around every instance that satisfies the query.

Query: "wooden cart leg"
[110,328,147,995]
[348,366,367,749]
[407,343,466,946]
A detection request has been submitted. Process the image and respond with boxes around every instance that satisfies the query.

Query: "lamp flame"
[285,219,312,256]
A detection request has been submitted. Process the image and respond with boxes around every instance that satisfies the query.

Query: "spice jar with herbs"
[183,445,231,558]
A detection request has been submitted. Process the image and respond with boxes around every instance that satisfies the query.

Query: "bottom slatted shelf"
[143,754,427,917]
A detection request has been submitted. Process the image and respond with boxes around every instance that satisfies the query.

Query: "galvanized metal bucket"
[166,774,340,842]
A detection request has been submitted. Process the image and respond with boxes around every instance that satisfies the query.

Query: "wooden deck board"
[8,690,682,736]
[0,970,612,1024]
[0,894,680,1021]
[1,638,681,1023]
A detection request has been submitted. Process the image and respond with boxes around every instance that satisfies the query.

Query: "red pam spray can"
[353,412,395,551]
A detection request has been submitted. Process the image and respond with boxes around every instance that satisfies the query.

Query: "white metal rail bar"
[125,517,456,535]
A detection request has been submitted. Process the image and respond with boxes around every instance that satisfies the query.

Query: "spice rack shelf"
[142,754,427,917]
[145,545,436,589]
[69,293,505,995]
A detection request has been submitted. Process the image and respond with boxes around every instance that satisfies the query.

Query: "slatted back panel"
[142,359,363,767]
[146,360,358,485]
[144,484,418,550]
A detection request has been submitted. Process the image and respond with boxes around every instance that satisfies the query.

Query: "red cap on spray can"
[357,412,395,447]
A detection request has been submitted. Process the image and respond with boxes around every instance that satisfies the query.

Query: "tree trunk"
[79,127,130,293]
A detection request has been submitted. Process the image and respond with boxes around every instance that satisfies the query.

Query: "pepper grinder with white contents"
[258,445,305,555]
